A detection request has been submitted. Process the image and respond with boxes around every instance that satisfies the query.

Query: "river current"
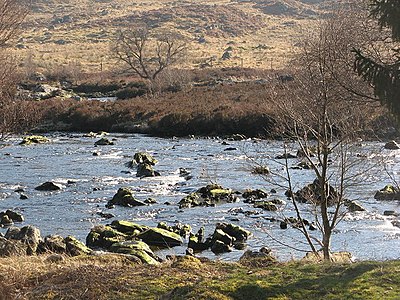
[0,133,399,261]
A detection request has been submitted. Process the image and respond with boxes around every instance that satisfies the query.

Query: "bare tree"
[264,6,379,261]
[0,0,34,138]
[112,26,187,90]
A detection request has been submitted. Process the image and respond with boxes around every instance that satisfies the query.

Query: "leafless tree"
[263,6,380,261]
[0,0,27,47]
[112,26,187,91]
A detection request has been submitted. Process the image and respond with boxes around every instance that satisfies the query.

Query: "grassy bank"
[1,254,399,299]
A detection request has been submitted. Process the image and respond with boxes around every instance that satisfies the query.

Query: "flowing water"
[0,133,399,261]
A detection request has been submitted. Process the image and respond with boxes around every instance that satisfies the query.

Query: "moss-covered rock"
[374,184,400,200]
[109,241,160,265]
[137,227,183,248]
[37,235,67,254]
[136,163,160,177]
[110,220,148,235]
[178,184,238,209]
[65,236,91,256]
[19,135,49,145]
[133,152,158,165]
[188,233,209,252]
[86,225,127,249]
[107,187,147,208]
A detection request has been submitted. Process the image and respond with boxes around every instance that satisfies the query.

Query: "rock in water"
[374,185,400,200]
[137,228,183,248]
[107,187,147,208]
[19,135,49,145]
[35,181,61,191]
[384,140,400,150]
[94,138,114,146]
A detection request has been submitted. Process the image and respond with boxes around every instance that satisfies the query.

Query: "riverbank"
[19,67,398,139]
[1,254,399,299]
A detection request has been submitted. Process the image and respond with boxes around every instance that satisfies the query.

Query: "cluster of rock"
[178,184,238,209]
[242,188,285,211]
[374,185,400,201]
[126,152,161,177]
[188,222,251,254]
[0,225,90,257]
[0,210,24,227]
[86,220,187,265]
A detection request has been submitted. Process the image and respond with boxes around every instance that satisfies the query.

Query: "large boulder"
[86,225,128,249]
[215,222,251,242]
[133,152,158,165]
[374,185,400,200]
[106,187,147,208]
[291,179,339,206]
[35,181,61,191]
[137,228,183,248]
[109,241,160,265]
[5,225,42,254]
[19,135,49,145]
[0,210,24,223]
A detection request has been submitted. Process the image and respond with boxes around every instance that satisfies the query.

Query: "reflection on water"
[0,133,399,261]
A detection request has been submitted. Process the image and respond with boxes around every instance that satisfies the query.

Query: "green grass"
[2,255,398,299]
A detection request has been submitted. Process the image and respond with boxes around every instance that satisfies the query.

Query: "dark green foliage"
[353,1,400,119]
[370,0,400,41]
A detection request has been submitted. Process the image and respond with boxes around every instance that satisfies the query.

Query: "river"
[0,133,399,261]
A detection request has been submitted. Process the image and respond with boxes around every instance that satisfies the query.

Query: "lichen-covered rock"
[107,187,147,208]
[374,185,400,201]
[94,138,114,146]
[65,236,91,256]
[137,227,183,248]
[86,225,128,249]
[109,240,160,265]
[35,181,61,191]
[19,135,49,145]
[110,220,148,235]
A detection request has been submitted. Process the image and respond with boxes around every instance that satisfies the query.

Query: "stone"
[215,223,251,242]
[37,235,67,253]
[35,181,61,191]
[374,185,400,201]
[212,229,234,246]
[384,140,400,150]
[64,236,91,256]
[20,193,28,200]
[19,135,49,145]
[86,225,128,249]
[133,152,158,165]
[4,210,24,222]
[188,234,209,252]
[211,240,232,254]
[110,220,148,235]
[242,189,269,201]
[137,228,183,248]
[293,179,339,206]
[384,210,399,216]
[345,200,366,212]
[136,163,160,177]
[253,201,278,211]
[109,241,159,265]
[107,187,146,208]
[239,248,277,267]
[5,225,42,254]
[0,237,27,256]
[94,138,114,146]
[0,215,13,226]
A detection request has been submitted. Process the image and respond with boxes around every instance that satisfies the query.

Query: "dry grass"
[13,0,321,74]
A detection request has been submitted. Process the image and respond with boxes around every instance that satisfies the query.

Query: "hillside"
[14,0,336,73]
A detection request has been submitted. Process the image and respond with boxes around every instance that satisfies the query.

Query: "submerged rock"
[35,181,61,191]
[19,135,49,145]
[107,187,147,208]
[374,185,400,201]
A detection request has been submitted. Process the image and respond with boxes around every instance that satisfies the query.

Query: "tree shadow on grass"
[231,263,378,300]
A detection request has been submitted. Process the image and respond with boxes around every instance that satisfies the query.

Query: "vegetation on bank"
[0,254,399,299]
